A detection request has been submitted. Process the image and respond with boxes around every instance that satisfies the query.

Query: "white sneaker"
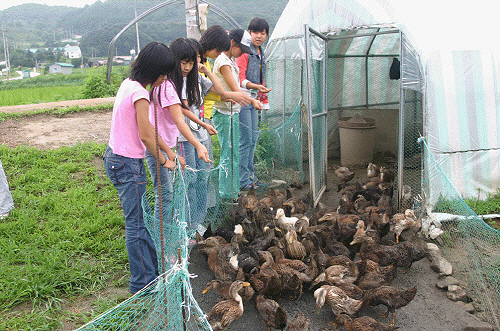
[197,224,207,236]
[0,212,9,220]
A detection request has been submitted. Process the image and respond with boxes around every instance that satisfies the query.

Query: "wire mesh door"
[304,25,328,206]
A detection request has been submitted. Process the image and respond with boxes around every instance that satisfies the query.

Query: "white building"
[63,44,82,59]
[49,62,74,74]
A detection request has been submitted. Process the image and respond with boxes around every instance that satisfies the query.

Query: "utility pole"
[184,0,201,39]
[2,27,10,79]
[134,6,140,53]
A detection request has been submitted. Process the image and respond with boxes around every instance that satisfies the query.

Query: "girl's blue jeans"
[239,104,260,187]
[103,146,158,294]
[178,139,210,230]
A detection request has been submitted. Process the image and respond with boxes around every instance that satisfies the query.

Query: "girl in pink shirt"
[103,42,179,294]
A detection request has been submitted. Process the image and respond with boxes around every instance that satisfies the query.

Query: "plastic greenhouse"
[264,1,500,327]
[265,0,500,208]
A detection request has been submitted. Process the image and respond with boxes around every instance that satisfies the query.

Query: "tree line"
[0,0,287,66]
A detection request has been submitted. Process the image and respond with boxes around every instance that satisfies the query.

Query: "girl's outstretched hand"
[177,155,186,169]
[163,159,176,170]
[203,122,218,135]
[251,99,264,110]
[197,144,211,163]
[256,84,272,93]
[198,63,209,75]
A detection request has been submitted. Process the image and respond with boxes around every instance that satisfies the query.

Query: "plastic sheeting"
[266,0,500,199]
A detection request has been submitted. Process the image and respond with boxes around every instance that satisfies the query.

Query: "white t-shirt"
[178,74,212,143]
[213,52,241,115]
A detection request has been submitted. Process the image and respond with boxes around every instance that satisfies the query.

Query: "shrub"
[81,66,128,99]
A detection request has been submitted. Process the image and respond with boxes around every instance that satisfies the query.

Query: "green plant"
[81,66,128,99]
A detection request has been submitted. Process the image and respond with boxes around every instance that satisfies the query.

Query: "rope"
[152,90,166,275]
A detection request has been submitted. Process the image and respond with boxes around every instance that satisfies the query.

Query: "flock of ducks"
[195,163,427,330]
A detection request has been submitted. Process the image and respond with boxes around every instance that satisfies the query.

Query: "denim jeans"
[103,146,158,294]
[178,139,210,229]
[213,110,240,199]
[239,104,260,187]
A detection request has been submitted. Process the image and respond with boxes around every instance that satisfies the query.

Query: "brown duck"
[336,313,399,331]
[286,311,311,331]
[255,294,288,330]
[207,280,251,330]
[362,285,417,326]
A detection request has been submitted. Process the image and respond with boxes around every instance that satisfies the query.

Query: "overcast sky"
[0,0,100,11]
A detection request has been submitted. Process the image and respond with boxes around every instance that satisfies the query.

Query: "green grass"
[0,143,129,329]
[0,86,83,106]
[0,66,128,107]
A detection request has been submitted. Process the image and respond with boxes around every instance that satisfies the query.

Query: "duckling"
[310,260,358,289]
[260,188,287,211]
[207,280,251,330]
[333,165,355,191]
[379,166,394,183]
[377,190,393,217]
[317,210,341,224]
[286,312,311,331]
[335,313,399,331]
[283,228,306,260]
[283,196,309,215]
[196,235,228,256]
[237,252,259,274]
[207,230,244,280]
[252,201,275,230]
[310,264,349,289]
[354,194,372,214]
[338,193,356,214]
[267,246,308,273]
[389,209,420,243]
[362,176,382,190]
[202,279,255,302]
[314,284,363,318]
[350,229,427,270]
[247,225,278,257]
[275,208,299,232]
[249,250,283,296]
[294,216,310,236]
[255,294,288,331]
[400,184,412,211]
[353,220,366,238]
[362,285,417,326]
[240,187,259,213]
[355,260,397,290]
[367,163,380,178]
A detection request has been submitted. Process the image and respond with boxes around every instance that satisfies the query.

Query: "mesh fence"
[420,139,500,329]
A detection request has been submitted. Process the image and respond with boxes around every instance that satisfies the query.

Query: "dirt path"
[0,98,114,149]
[1,100,496,330]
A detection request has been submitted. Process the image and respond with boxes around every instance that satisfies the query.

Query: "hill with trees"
[0,0,288,59]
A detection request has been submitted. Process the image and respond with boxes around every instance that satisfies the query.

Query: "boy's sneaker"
[222,198,239,205]
[0,212,9,220]
[253,181,266,188]
[197,224,207,236]
[240,184,254,191]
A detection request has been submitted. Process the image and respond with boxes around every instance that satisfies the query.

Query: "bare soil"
[0,101,496,330]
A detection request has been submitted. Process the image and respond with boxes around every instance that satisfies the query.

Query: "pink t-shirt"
[108,78,150,158]
[149,80,181,148]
